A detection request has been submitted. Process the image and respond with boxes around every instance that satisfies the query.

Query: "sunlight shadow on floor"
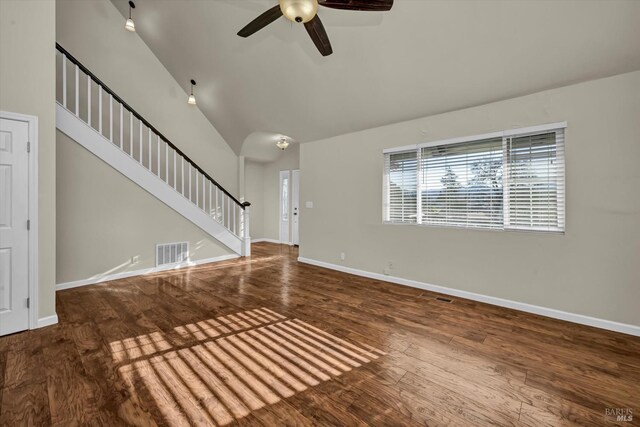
[109,308,386,426]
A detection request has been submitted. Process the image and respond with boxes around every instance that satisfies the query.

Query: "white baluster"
[138,121,142,164]
[203,175,206,211]
[148,129,152,170]
[221,193,225,226]
[181,158,185,195]
[62,55,67,108]
[166,143,169,183]
[195,170,199,206]
[173,148,176,189]
[74,64,79,116]
[98,87,102,135]
[215,187,220,221]
[242,204,251,256]
[188,163,192,201]
[157,135,161,177]
[209,181,212,216]
[87,75,91,127]
[227,195,231,230]
[233,202,236,234]
[109,95,113,142]
[129,112,133,156]
[119,103,123,150]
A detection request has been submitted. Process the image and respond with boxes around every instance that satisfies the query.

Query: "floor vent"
[435,296,453,303]
[156,242,189,267]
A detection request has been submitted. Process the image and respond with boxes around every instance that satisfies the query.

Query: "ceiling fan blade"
[318,0,393,11]
[237,5,283,38]
[304,15,333,56]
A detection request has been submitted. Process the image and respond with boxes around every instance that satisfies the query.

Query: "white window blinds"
[421,137,503,229]
[383,123,566,233]
[383,150,418,223]
[505,130,565,232]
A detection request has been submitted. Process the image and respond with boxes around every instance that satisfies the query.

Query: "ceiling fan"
[237,0,394,56]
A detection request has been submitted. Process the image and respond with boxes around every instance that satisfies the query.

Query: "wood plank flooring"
[1,242,638,426]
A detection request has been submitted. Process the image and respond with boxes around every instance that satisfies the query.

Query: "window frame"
[382,122,566,233]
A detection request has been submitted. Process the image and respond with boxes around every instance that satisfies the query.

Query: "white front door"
[0,118,30,336]
[291,169,300,246]
[279,170,290,244]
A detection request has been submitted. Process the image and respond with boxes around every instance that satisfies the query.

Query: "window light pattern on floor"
[109,308,386,426]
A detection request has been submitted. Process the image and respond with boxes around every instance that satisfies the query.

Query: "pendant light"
[187,80,197,105]
[276,137,290,151]
[125,1,136,32]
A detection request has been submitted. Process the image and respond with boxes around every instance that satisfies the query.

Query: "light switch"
[305,201,314,208]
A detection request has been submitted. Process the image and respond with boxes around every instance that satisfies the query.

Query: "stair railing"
[56,44,250,246]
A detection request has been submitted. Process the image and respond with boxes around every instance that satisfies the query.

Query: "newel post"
[242,202,251,256]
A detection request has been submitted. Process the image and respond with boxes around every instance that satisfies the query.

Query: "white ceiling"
[111,0,640,155]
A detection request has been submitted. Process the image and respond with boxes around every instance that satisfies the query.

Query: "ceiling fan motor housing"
[280,0,318,24]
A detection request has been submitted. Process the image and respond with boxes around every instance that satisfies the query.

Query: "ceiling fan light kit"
[237,0,393,56]
[280,0,318,23]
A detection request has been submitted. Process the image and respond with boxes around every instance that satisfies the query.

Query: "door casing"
[291,169,300,246]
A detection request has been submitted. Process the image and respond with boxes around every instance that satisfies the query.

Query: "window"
[383,151,417,223]
[383,123,565,233]
[281,175,289,221]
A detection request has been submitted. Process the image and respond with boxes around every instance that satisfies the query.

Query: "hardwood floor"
[1,242,638,426]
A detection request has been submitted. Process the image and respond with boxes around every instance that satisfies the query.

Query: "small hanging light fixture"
[187,80,197,105]
[125,1,136,32]
[276,137,290,151]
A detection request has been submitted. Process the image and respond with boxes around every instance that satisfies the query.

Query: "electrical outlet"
[340,252,346,261]
[384,261,393,276]
[131,255,139,264]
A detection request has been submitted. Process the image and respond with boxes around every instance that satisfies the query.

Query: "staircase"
[55,44,250,256]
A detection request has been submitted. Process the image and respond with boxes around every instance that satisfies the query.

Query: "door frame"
[0,111,39,330]
[291,169,300,246]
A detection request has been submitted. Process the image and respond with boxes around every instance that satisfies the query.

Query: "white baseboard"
[36,314,59,329]
[252,238,286,244]
[56,254,239,291]
[297,256,640,337]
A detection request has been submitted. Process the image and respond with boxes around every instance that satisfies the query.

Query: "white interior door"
[291,169,300,246]
[279,170,290,244]
[0,118,30,336]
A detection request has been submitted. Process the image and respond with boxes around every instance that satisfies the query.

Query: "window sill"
[382,221,564,235]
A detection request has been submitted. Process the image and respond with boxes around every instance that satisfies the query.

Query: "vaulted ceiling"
[111,0,640,154]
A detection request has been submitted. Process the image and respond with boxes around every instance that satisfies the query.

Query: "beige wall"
[245,145,300,242]
[54,0,241,285]
[56,131,233,284]
[244,161,265,240]
[0,0,56,319]
[300,71,640,327]
[55,0,238,195]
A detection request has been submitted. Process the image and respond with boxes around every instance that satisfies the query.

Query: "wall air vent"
[435,296,453,303]
[156,241,189,267]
